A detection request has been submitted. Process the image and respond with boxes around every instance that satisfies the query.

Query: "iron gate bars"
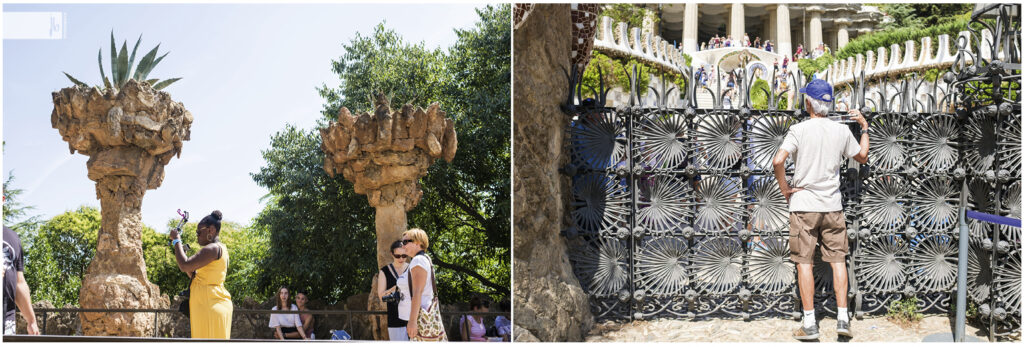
[947,3,1022,340]
[559,3,1020,338]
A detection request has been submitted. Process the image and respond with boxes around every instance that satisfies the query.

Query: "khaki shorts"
[789,211,849,264]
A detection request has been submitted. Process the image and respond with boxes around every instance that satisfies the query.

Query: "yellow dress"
[190,244,233,339]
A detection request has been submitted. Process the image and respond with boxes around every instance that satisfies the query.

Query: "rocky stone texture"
[513,4,594,342]
[15,296,485,340]
[320,94,457,339]
[15,301,81,336]
[50,79,192,336]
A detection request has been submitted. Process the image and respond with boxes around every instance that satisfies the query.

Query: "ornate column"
[807,5,824,48]
[51,80,191,336]
[682,3,699,52]
[776,4,792,57]
[836,18,851,50]
[319,94,457,340]
[729,3,745,42]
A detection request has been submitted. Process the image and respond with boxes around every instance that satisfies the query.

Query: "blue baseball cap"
[799,79,833,102]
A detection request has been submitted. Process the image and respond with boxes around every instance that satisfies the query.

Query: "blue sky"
[3,3,485,230]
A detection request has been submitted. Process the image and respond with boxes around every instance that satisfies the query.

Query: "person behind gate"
[772,78,869,340]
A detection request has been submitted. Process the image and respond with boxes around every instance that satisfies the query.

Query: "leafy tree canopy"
[876,3,972,31]
[3,173,42,237]
[20,206,269,306]
[21,206,101,307]
[254,5,510,305]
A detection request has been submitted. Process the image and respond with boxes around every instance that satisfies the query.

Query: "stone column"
[807,6,824,48]
[682,3,699,52]
[320,94,457,340]
[729,3,745,42]
[763,12,773,45]
[513,4,594,341]
[51,80,192,336]
[776,4,792,57]
[836,19,851,50]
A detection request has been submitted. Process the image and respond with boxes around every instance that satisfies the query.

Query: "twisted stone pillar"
[51,80,192,336]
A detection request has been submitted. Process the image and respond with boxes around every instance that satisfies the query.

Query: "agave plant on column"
[52,32,192,336]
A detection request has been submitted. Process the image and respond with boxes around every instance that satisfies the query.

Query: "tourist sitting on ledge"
[295,289,315,339]
[269,286,308,340]
[494,300,511,341]
[459,297,489,342]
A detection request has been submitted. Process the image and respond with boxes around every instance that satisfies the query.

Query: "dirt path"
[585,316,1011,342]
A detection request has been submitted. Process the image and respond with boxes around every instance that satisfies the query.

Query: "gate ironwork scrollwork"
[561,3,1020,338]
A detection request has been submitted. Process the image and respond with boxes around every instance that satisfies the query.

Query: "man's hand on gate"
[848,109,867,128]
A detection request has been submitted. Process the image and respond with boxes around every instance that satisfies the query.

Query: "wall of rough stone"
[15,296,489,340]
[512,3,593,342]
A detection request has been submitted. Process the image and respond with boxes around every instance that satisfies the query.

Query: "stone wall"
[14,295,376,339]
[16,297,491,340]
[512,3,593,342]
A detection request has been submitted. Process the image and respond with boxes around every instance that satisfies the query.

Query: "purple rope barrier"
[965,210,1022,228]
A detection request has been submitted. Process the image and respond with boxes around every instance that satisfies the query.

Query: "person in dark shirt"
[378,240,409,340]
[3,226,38,335]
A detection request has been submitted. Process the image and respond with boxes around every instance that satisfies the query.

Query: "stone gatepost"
[319,94,456,339]
[51,80,192,336]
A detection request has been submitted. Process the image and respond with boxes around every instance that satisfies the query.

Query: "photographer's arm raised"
[172,242,219,274]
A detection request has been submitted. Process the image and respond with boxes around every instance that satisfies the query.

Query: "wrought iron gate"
[561,3,1020,339]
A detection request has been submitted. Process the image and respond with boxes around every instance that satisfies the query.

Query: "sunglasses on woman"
[392,254,408,259]
[401,239,414,245]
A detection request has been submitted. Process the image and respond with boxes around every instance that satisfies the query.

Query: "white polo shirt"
[779,117,861,212]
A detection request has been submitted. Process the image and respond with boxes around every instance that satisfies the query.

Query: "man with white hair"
[771,79,869,340]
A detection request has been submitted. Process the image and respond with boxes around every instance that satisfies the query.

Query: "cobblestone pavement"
[585,316,1012,342]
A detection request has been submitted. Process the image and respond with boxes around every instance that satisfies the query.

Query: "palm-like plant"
[63,31,181,91]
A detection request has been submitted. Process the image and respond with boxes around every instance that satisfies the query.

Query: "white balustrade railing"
[826,29,1010,87]
[593,16,688,74]
[593,16,1017,94]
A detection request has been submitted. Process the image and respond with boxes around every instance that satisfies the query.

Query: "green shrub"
[749,78,771,110]
[581,50,690,100]
[837,18,970,61]
[796,52,836,81]
[886,296,923,324]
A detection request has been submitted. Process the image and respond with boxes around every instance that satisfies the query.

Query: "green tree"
[143,219,270,302]
[251,126,378,304]
[142,219,197,300]
[600,4,655,29]
[22,206,101,307]
[3,173,42,236]
[254,5,511,304]
[417,4,511,299]
[317,23,444,116]
[877,3,972,31]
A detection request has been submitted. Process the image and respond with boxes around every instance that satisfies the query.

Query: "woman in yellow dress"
[170,210,233,339]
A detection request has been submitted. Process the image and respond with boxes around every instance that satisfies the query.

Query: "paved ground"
[585,316,1012,342]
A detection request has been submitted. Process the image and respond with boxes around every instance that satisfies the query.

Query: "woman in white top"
[269,286,308,340]
[397,228,435,339]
